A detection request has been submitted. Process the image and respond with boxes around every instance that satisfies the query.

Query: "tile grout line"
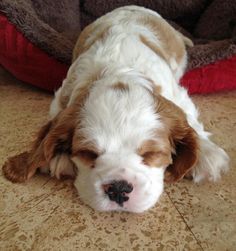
[165,191,205,251]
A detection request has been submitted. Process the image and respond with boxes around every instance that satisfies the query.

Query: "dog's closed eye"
[137,139,172,168]
[76,150,99,167]
[141,151,172,167]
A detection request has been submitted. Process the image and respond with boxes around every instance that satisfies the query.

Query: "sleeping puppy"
[3,6,229,213]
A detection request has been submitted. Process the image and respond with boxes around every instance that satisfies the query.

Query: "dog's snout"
[103,180,133,206]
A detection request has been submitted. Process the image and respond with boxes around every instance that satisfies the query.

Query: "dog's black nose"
[103,180,133,207]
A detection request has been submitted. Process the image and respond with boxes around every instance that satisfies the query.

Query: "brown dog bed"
[0,0,236,93]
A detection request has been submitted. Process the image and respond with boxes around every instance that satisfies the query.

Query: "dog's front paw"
[191,138,229,183]
[49,154,76,179]
[2,152,31,183]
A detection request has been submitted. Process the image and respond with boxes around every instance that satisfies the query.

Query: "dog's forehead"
[78,83,162,151]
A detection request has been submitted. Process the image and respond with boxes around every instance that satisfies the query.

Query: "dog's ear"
[153,90,199,182]
[2,106,76,183]
[43,106,76,162]
[2,121,52,183]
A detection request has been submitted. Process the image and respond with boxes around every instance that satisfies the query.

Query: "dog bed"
[0,14,67,91]
[0,0,236,94]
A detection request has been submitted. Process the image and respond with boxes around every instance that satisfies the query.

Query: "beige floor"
[0,66,235,251]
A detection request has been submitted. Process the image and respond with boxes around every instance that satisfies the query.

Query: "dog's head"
[70,77,199,212]
[3,76,198,213]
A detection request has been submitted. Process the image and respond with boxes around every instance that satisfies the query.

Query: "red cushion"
[0,13,236,94]
[0,14,68,92]
[181,55,236,94]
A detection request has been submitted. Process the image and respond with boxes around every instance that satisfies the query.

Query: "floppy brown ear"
[154,93,199,183]
[2,121,52,183]
[43,106,76,162]
[2,106,76,183]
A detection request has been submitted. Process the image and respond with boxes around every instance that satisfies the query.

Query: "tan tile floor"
[0,67,235,251]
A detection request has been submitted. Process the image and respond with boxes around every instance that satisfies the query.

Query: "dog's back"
[50,5,193,117]
[73,6,192,81]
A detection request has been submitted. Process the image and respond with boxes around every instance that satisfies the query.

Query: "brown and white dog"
[3,6,229,213]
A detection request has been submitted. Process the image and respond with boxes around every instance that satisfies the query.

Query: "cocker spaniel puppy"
[3,6,229,213]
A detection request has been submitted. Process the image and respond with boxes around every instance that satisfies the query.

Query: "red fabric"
[0,14,68,92]
[181,55,236,94]
[0,13,236,94]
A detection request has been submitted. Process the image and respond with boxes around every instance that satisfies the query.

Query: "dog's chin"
[73,166,164,213]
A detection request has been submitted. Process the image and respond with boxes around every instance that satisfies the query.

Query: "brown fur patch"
[152,92,199,182]
[2,152,34,183]
[138,15,190,67]
[138,139,172,167]
[73,23,111,61]
[43,106,78,161]
[140,34,167,63]
[58,91,71,111]
[112,82,129,91]
[153,85,162,94]
[144,78,162,94]
[71,85,91,110]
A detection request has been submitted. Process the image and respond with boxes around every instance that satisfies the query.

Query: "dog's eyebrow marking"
[111,82,129,92]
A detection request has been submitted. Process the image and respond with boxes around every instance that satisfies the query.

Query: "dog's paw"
[2,152,31,183]
[49,154,76,179]
[191,138,229,183]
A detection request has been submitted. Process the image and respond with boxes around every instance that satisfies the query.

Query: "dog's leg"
[48,154,76,179]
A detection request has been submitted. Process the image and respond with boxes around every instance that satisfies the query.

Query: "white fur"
[49,154,75,179]
[72,153,164,213]
[47,6,229,212]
